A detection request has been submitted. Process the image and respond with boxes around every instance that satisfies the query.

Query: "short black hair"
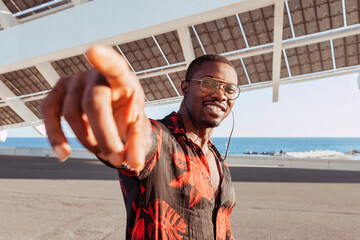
[185,54,236,82]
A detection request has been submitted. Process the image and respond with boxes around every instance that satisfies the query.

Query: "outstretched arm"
[42,45,152,172]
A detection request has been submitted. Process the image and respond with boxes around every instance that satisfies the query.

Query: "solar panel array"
[0,0,359,130]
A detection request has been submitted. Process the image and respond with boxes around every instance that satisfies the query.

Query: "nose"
[211,84,227,101]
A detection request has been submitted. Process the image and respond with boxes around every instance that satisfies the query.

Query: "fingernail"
[53,143,71,162]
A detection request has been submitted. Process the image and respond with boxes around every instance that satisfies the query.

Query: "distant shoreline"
[1,145,359,161]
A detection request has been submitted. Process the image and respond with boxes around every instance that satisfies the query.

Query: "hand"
[42,45,151,172]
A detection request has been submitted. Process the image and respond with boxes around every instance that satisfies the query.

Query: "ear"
[181,81,189,96]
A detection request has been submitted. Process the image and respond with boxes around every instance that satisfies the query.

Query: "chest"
[154,139,224,207]
[204,149,221,197]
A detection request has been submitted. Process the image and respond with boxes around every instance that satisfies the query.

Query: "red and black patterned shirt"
[117,112,236,239]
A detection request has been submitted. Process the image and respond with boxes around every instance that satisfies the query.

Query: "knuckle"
[63,102,81,121]
[41,95,50,113]
[54,76,70,90]
[82,88,110,114]
[81,91,96,112]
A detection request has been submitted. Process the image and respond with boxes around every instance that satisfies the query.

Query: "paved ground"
[1,155,360,240]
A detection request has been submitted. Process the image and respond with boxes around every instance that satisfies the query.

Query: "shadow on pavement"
[1,155,360,183]
[0,155,118,180]
[229,166,360,183]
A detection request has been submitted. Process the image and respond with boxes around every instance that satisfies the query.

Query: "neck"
[178,102,213,149]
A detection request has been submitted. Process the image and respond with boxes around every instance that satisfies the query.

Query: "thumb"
[123,115,152,172]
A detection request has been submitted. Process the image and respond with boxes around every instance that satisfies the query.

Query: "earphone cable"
[224,110,234,160]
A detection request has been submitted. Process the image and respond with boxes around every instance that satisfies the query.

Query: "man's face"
[184,61,238,128]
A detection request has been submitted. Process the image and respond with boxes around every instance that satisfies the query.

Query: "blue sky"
[7,73,360,138]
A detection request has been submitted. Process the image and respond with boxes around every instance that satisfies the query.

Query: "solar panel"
[0,0,360,131]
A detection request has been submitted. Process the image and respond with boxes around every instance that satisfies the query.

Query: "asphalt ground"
[1,155,360,240]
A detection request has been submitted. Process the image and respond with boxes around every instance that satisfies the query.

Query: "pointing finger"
[85,45,137,89]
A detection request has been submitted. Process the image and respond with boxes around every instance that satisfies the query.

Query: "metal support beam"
[224,24,360,61]
[283,49,292,77]
[116,45,136,72]
[236,14,249,48]
[241,65,360,92]
[177,26,195,66]
[137,63,187,79]
[152,35,181,96]
[122,25,360,82]
[0,97,38,123]
[271,0,285,102]
[35,62,60,87]
[240,58,251,85]
[166,74,181,96]
[3,64,360,113]
[341,0,347,27]
[3,19,358,82]
[192,25,206,55]
[0,119,43,131]
[0,81,42,135]
[0,89,50,104]
[0,1,18,28]
[147,64,360,105]
[18,3,73,23]
[330,39,337,70]
[145,96,183,107]
[285,0,295,38]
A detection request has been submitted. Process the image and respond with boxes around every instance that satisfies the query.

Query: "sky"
[6,73,360,138]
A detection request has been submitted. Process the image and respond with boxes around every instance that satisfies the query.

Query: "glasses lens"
[224,84,240,99]
[197,77,240,100]
[200,77,218,93]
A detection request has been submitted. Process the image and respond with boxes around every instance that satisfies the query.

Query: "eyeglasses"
[189,77,240,100]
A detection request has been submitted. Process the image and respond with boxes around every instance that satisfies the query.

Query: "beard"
[199,114,222,128]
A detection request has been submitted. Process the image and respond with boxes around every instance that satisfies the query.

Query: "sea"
[1,137,360,160]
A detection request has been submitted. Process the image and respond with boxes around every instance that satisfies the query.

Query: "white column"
[177,26,195,66]
[35,62,60,87]
[271,0,285,102]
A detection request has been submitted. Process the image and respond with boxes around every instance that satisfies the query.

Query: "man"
[42,45,239,239]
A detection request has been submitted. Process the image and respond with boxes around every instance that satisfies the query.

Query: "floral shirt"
[117,112,236,240]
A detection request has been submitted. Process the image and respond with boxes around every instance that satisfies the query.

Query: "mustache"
[203,100,227,111]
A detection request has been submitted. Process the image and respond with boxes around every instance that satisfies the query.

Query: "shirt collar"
[160,111,186,135]
[160,111,223,161]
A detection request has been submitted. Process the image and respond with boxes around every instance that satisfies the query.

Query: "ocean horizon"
[1,137,360,160]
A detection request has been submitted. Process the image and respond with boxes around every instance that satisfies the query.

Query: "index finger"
[86,45,140,90]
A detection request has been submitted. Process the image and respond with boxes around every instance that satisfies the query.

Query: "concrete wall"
[225,155,360,171]
[0,146,96,159]
[1,147,360,171]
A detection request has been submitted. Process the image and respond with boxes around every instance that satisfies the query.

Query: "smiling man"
[42,46,239,239]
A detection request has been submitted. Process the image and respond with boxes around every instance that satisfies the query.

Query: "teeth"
[206,105,222,112]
